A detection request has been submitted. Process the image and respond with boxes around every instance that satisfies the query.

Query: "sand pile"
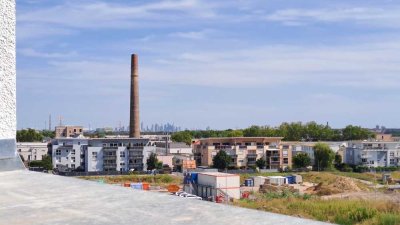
[305,177,361,196]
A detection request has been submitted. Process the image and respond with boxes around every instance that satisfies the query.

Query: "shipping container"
[197,172,240,199]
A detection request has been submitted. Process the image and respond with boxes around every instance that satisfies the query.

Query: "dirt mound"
[305,177,361,196]
[332,177,361,192]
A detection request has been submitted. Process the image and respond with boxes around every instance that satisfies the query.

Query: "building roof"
[198,137,284,141]
[198,172,239,177]
[0,170,330,225]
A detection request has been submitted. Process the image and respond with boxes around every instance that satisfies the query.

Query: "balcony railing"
[268,145,279,149]
[103,155,117,160]
[215,145,232,150]
[103,146,118,150]
[247,154,257,158]
[103,163,117,168]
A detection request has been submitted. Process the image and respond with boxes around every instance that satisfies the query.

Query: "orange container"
[167,185,180,193]
[142,183,150,190]
[123,183,130,187]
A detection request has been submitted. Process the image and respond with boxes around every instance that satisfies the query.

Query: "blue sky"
[16,0,400,130]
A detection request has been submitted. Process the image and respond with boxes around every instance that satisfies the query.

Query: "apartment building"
[287,142,347,165]
[193,137,291,169]
[55,126,83,138]
[52,138,156,172]
[155,142,193,155]
[17,142,49,162]
[52,138,88,171]
[345,142,400,167]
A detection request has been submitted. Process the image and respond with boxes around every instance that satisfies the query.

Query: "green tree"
[314,143,335,171]
[293,153,312,168]
[212,151,232,170]
[28,155,53,170]
[342,125,374,141]
[256,158,266,169]
[17,129,43,142]
[147,153,161,170]
[41,130,55,139]
[171,131,193,145]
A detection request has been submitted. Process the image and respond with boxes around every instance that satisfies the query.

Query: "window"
[390,152,395,157]
[71,157,76,163]
[283,158,289,164]
[56,149,61,156]
[103,143,107,147]
[120,162,125,166]
[71,164,75,169]
[370,160,374,164]
[71,150,75,154]
[120,152,125,157]
[56,157,61,163]
[283,151,288,157]
[78,142,81,145]
[92,152,97,160]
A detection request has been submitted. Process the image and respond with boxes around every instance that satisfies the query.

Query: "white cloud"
[18,0,219,29]
[169,29,212,40]
[18,48,78,58]
[143,41,400,88]
[265,7,400,27]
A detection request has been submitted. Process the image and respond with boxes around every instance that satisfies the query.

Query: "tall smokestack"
[130,54,140,138]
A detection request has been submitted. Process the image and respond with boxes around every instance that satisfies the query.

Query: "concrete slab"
[0,170,331,225]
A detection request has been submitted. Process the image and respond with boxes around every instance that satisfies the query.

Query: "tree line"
[172,122,375,144]
[17,129,55,142]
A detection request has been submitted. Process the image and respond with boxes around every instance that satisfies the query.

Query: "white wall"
[0,0,16,140]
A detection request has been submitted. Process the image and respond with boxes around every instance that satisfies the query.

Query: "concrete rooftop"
[0,170,331,225]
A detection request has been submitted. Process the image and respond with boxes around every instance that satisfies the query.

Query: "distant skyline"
[17,0,400,130]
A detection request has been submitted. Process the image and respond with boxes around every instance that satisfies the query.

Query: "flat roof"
[199,172,239,177]
[0,170,330,225]
[199,137,284,141]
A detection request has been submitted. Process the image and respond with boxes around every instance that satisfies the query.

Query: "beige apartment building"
[55,126,84,138]
[193,137,292,170]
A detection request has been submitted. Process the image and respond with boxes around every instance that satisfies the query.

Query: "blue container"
[190,173,198,184]
[286,176,295,184]
[245,179,253,187]
[130,183,143,190]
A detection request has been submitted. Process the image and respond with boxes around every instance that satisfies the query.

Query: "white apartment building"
[288,142,347,165]
[52,138,156,172]
[345,142,400,167]
[17,142,49,162]
[85,138,155,172]
[52,138,89,171]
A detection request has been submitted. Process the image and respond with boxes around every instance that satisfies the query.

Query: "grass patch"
[78,174,182,187]
[235,198,400,225]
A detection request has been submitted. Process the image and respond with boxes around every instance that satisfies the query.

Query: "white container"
[197,172,240,199]
[268,176,288,186]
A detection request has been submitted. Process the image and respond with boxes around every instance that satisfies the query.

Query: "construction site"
[78,170,400,225]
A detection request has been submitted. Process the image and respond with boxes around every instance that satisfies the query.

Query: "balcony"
[247,161,256,166]
[257,145,265,149]
[239,145,247,150]
[103,163,117,169]
[127,146,144,150]
[270,161,280,165]
[103,155,117,160]
[215,145,232,150]
[103,146,118,150]
[129,155,143,160]
[247,153,257,158]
